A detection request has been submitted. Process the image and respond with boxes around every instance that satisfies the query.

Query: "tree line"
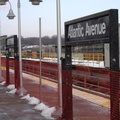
[21,35,65,46]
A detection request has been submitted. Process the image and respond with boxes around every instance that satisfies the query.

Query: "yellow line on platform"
[1,66,6,70]
[72,88,110,108]
[22,73,58,89]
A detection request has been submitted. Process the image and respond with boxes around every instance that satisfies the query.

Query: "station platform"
[0,85,49,120]
[0,69,111,120]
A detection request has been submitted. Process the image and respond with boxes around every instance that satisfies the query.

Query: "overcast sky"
[0,0,120,38]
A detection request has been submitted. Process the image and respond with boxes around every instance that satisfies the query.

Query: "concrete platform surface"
[0,85,49,120]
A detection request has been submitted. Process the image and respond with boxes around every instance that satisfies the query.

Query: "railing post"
[6,57,10,85]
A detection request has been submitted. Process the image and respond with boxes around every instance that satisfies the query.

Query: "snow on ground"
[34,103,49,111]
[34,103,55,119]
[28,97,40,105]
[6,88,17,94]
[73,60,104,68]
[2,55,104,68]
[21,94,31,100]
[41,107,56,120]
[7,84,15,89]
[21,94,55,119]
[5,84,17,94]
[22,58,40,61]
[23,57,105,68]
[21,94,40,105]
[0,81,6,85]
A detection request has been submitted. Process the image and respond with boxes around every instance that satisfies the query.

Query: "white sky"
[0,0,120,38]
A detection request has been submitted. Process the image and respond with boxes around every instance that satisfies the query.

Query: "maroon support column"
[61,57,73,120]
[62,70,73,120]
[14,59,20,89]
[6,58,10,85]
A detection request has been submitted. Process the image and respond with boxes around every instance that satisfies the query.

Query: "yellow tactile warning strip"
[22,73,58,89]
[2,67,110,108]
[73,88,110,108]
[2,66,6,70]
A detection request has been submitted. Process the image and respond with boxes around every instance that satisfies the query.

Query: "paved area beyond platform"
[0,85,48,120]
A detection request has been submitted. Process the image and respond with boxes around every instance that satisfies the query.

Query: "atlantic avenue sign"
[65,10,111,45]
[68,16,109,38]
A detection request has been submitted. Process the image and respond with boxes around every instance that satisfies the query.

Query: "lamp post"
[0,0,15,19]
[29,0,42,5]
[0,0,25,95]
[56,0,62,112]
[17,0,27,95]
[39,18,42,102]
[0,40,4,82]
[18,0,22,90]
[29,0,63,117]
[7,1,15,19]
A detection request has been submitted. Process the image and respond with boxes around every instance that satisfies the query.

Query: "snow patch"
[34,103,56,119]
[28,97,40,105]
[21,95,56,119]
[0,81,6,85]
[21,94,39,105]
[34,102,49,111]
[6,88,17,94]
[21,94,30,100]
[41,107,56,120]
[7,84,15,89]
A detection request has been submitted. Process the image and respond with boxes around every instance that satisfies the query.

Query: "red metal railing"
[1,57,117,96]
